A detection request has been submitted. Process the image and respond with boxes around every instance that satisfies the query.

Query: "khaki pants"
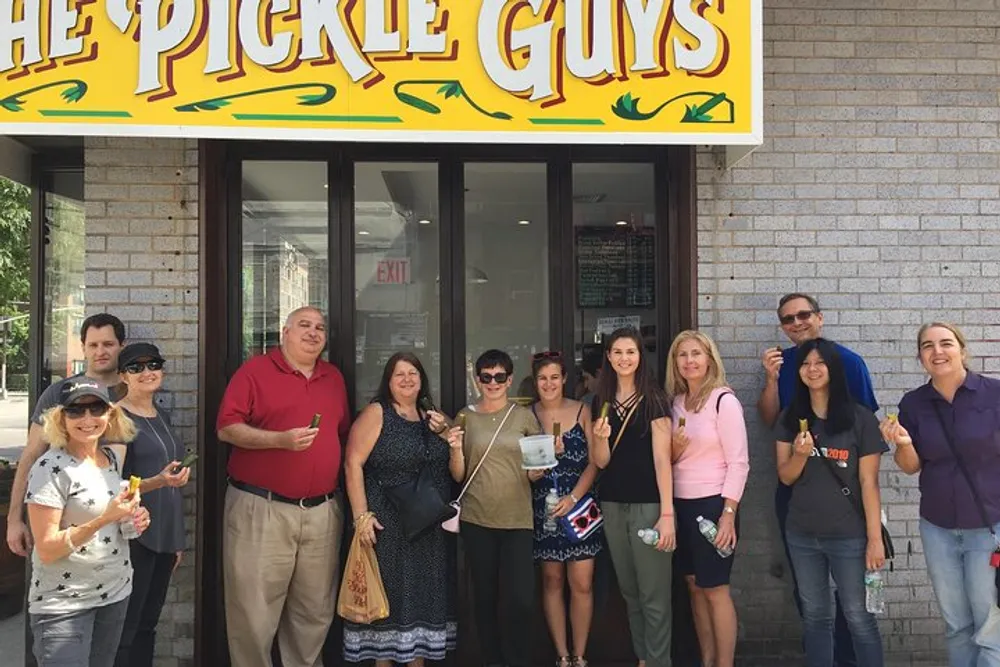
[223,485,343,667]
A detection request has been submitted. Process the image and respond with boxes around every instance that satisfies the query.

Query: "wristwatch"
[723,506,736,515]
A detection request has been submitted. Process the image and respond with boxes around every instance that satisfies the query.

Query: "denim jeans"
[786,530,884,667]
[777,483,858,667]
[920,518,1000,667]
[31,598,129,667]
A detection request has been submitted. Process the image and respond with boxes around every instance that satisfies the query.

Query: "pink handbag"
[441,404,517,534]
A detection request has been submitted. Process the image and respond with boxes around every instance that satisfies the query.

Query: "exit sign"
[376,258,411,285]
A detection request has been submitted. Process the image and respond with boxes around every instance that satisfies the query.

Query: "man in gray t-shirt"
[6,313,126,557]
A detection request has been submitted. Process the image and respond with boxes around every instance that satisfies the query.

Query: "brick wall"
[83,137,199,665]
[697,1,1000,663]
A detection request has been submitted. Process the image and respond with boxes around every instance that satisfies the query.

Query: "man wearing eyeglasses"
[5,313,127,557]
[758,293,878,667]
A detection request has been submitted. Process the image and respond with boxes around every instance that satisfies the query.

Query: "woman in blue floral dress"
[530,352,603,667]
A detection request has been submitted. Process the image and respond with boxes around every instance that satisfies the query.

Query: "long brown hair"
[594,327,670,427]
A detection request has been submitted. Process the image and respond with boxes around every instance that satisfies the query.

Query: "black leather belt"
[229,479,334,508]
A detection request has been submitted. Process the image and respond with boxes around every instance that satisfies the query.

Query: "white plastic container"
[519,434,556,469]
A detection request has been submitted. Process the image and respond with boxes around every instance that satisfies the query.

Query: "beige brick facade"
[84,137,199,664]
[698,0,1000,662]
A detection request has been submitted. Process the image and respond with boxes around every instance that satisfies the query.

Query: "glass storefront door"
[241,160,329,362]
[221,145,681,667]
[354,162,441,403]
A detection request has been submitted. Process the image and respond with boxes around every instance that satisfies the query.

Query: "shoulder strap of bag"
[816,443,866,519]
[611,398,642,454]
[715,390,733,414]
[456,403,517,503]
[932,400,998,540]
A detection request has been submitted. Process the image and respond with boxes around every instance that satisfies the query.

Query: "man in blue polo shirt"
[759,293,878,667]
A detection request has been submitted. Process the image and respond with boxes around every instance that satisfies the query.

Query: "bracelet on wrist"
[570,493,579,503]
[353,511,373,526]
[660,512,674,518]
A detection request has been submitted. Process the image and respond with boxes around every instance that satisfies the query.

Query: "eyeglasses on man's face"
[779,310,816,326]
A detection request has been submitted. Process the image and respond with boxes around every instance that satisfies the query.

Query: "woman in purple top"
[881,322,1000,667]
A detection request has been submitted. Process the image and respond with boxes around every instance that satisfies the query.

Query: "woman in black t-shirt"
[590,327,674,667]
[775,338,886,667]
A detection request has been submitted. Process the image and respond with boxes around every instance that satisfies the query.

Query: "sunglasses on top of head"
[64,402,110,418]
[123,360,164,374]
[779,310,816,326]
[532,350,562,361]
[478,372,509,385]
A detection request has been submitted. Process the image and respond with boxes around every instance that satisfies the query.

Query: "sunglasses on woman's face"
[478,372,509,385]
[123,360,164,374]
[64,402,110,418]
[779,310,816,326]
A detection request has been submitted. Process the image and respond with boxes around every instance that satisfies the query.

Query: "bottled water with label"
[865,570,886,615]
[637,528,659,546]
[543,488,559,534]
[696,515,734,558]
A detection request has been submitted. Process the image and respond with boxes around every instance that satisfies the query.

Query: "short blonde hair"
[917,321,970,366]
[42,404,137,448]
[666,330,728,412]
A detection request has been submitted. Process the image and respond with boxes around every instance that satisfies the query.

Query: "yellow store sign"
[0,0,761,145]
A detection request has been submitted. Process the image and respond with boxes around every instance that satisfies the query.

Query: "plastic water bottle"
[637,528,659,546]
[697,515,733,558]
[865,570,886,615]
[543,489,559,534]
[118,481,140,540]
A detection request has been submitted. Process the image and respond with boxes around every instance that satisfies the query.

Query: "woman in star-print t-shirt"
[25,380,149,667]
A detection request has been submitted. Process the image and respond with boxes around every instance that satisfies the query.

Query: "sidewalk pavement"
[0,394,29,460]
[0,611,24,667]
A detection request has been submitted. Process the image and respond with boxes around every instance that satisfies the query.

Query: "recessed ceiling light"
[615,220,628,226]
[518,220,531,225]
[418,219,432,225]
[358,230,370,236]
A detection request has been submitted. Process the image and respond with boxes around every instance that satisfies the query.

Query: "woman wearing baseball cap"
[27,379,149,666]
[113,342,192,667]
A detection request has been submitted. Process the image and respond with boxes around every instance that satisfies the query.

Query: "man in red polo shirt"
[217,306,350,667]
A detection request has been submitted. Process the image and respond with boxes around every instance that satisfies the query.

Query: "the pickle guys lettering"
[1,0,726,100]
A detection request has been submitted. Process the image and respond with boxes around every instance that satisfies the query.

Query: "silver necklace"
[129,407,180,475]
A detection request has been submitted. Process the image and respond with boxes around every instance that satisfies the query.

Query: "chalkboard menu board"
[576,226,655,309]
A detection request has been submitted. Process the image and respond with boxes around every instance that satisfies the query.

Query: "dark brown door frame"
[196,140,698,666]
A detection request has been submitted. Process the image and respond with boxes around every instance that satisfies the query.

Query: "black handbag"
[813,427,896,567]
[381,427,457,542]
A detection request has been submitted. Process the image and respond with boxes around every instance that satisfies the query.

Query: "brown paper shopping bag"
[336,519,390,624]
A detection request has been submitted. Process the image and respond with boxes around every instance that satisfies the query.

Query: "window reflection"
[43,171,86,387]
[572,164,656,399]
[241,161,328,360]
[354,163,440,403]
[464,163,549,403]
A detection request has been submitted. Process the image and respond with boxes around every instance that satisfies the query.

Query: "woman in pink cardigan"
[666,330,750,667]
